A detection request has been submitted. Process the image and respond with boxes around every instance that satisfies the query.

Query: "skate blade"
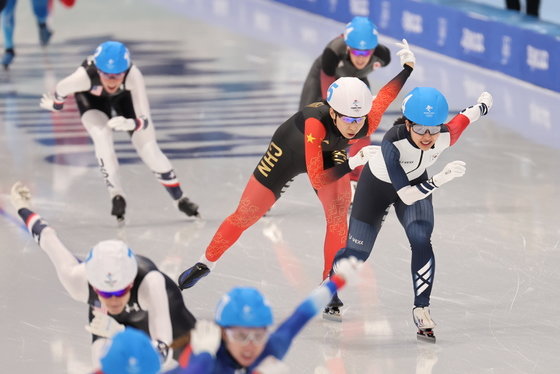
[322,312,342,322]
[322,308,344,322]
[116,217,125,227]
[416,329,436,343]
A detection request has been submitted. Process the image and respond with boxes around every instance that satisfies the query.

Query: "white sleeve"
[91,337,110,367]
[137,271,173,345]
[54,67,92,97]
[39,228,89,302]
[124,65,152,124]
[396,178,438,205]
[459,103,485,124]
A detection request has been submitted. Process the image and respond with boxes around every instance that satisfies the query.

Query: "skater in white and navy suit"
[39,40,199,222]
[327,87,493,339]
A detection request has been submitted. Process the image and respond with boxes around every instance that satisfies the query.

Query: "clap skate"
[322,292,344,322]
[177,262,210,290]
[413,306,436,343]
[111,195,126,224]
[177,196,200,217]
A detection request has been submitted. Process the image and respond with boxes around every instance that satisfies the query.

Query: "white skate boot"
[413,306,436,343]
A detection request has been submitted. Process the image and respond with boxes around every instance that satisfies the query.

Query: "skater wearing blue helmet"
[39,40,199,223]
[171,257,362,373]
[325,87,494,342]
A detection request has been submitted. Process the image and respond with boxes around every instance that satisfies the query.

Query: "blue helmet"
[215,287,273,327]
[401,87,449,126]
[93,41,131,74]
[344,16,378,50]
[101,328,161,374]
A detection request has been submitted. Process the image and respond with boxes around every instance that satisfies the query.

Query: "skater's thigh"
[351,164,396,226]
[81,110,112,139]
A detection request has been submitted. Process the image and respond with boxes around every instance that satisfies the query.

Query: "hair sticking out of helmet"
[344,16,378,50]
[85,240,138,292]
[401,87,449,126]
[93,41,131,74]
[215,287,273,328]
[327,77,373,117]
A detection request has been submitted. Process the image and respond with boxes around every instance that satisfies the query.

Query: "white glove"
[476,91,493,115]
[39,92,64,111]
[85,309,125,338]
[348,145,379,170]
[107,116,137,131]
[395,39,415,67]
[190,320,222,356]
[431,161,466,187]
[254,356,290,374]
[10,182,32,210]
[332,256,364,286]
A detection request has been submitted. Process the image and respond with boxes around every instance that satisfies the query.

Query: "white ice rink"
[1,0,559,373]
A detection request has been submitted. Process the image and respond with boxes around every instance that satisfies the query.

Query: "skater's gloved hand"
[190,320,221,356]
[431,161,466,187]
[477,91,493,115]
[253,356,290,374]
[10,182,32,210]
[395,39,415,68]
[107,116,137,131]
[348,145,379,170]
[333,256,363,286]
[39,92,64,111]
[85,309,125,338]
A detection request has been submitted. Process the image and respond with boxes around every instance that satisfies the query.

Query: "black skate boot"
[111,195,126,223]
[178,197,199,217]
[177,262,210,290]
[323,292,344,322]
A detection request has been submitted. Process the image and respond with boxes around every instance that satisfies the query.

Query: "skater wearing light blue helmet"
[327,87,494,342]
[171,257,363,374]
[38,40,200,222]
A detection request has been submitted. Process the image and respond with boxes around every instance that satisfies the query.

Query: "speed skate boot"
[2,48,15,70]
[177,196,199,217]
[38,23,53,46]
[323,292,344,322]
[111,195,126,223]
[413,306,436,343]
[177,262,210,290]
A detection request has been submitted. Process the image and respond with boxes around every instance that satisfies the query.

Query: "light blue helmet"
[344,16,378,50]
[101,328,161,374]
[401,87,449,126]
[93,41,131,74]
[215,287,273,327]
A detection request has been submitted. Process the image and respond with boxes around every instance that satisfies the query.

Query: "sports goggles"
[339,114,366,124]
[225,328,268,345]
[94,285,132,299]
[98,70,126,80]
[411,124,442,135]
[349,48,374,57]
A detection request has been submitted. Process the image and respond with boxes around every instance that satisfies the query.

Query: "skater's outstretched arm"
[10,182,89,302]
[263,257,363,360]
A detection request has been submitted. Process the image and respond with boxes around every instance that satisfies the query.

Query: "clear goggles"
[411,124,442,135]
[224,327,269,345]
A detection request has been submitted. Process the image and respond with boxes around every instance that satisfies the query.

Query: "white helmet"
[85,240,138,292]
[326,77,373,117]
